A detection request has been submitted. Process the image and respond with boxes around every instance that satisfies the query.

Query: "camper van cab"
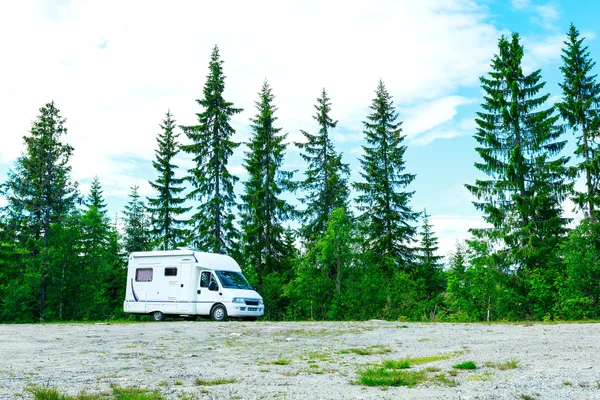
[123,249,264,321]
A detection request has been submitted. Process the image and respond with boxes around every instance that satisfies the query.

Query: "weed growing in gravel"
[381,351,462,369]
[174,381,183,386]
[381,359,410,369]
[29,386,164,400]
[563,381,573,386]
[271,358,292,365]
[452,361,477,370]
[29,387,101,400]
[308,351,332,361]
[348,346,392,356]
[520,395,538,400]
[467,371,493,381]
[194,378,237,386]
[357,368,427,387]
[485,360,519,370]
[429,373,459,387]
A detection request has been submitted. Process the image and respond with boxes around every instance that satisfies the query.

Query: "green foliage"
[147,110,190,250]
[181,45,242,254]
[354,80,418,271]
[558,220,600,319]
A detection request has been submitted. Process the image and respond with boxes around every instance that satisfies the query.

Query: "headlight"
[232,298,245,304]
[259,299,264,305]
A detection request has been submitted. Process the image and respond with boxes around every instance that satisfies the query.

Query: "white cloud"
[511,0,531,10]
[533,4,560,30]
[428,213,489,258]
[522,33,565,72]
[401,96,476,144]
[0,0,501,198]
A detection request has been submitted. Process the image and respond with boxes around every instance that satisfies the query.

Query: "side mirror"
[209,281,218,291]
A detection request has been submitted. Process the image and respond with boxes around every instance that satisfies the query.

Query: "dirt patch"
[1,321,599,399]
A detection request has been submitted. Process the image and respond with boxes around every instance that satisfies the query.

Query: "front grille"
[245,300,259,306]
[248,307,258,311]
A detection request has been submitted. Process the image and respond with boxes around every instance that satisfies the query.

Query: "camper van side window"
[135,268,153,282]
[164,268,177,276]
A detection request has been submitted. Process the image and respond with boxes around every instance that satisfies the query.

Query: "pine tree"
[181,45,242,254]
[87,176,107,215]
[1,101,79,320]
[354,80,418,270]
[122,186,151,253]
[296,88,350,242]
[147,110,190,250]
[414,210,444,296]
[557,24,600,222]
[240,81,295,305]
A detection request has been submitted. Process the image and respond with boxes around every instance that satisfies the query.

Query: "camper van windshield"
[215,271,253,290]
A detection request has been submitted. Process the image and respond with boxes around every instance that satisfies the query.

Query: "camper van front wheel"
[151,311,166,321]
[211,304,228,321]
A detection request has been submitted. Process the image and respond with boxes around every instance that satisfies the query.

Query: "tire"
[151,311,166,321]
[211,304,228,321]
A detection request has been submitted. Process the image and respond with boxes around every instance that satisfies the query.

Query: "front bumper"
[226,304,264,318]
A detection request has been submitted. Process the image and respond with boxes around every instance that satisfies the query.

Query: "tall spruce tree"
[122,186,151,253]
[181,45,241,254]
[147,110,190,250]
[296,88,350,242]
[557,24,600,222]
[354,80,418,270]
[1,101,79,320]
[240,81,295,285]
[414,210,444,296]
[466,34,570,316]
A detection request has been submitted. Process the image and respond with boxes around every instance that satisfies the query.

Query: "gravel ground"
[1,320,600,399]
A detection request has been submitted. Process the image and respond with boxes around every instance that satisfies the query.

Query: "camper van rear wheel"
[151,311,166,321]
[211,304,228,321]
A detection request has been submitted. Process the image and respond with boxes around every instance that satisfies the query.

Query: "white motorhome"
[123,249,264,321]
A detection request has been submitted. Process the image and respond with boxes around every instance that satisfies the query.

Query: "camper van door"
[197,270,221,315]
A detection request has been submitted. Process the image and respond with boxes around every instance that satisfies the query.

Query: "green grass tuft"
[452,361,477,370]
[358,368,427,387]
[498,359,519,370]
[381,359,411,369]
[194,378,237,386]
[271,358,292,365]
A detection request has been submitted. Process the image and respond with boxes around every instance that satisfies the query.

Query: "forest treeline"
[2,25,600,323]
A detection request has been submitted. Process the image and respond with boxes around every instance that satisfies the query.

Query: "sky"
[0,0,598,259]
